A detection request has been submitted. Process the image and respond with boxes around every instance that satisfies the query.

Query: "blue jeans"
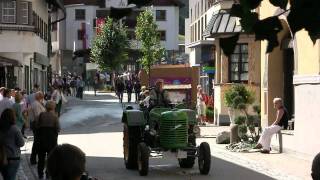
[1,160,20,180]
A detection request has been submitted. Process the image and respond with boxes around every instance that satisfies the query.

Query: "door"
[0,67,5,87]
[283,48,294,120]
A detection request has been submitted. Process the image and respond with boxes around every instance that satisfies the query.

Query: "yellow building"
[259,1,320,157]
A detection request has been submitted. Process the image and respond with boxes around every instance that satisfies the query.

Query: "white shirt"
[0,97,14,115]
[142,96,150,108]
[30,100,46,122]
[0,94,3,101]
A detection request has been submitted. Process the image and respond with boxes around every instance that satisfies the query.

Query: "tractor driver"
[149,79,170,109]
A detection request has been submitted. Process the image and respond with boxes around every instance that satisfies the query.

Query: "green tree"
[91,18,129,72]
[135,9,165,85]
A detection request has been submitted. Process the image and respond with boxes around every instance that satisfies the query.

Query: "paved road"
[22,93,275,180]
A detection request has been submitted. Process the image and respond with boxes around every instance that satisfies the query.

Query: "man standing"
[30,92,46,164]
[134,80,141,102]
[116,78,125,103]
[76,77,85,100]
[126,80,133,103]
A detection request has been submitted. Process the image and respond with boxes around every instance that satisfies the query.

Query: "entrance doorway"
[0,67,5,87]
[283,48,294,120]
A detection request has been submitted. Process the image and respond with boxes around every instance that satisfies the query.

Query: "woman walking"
[11,92,24,130]
[0,109,25,180]
[196,85,206,125]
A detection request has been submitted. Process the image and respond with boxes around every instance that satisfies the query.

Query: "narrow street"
[21,93,274,180]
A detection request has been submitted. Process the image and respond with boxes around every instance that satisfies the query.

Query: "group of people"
[0,84,69,179]
[115,77,142,103]
[52,74,85,100]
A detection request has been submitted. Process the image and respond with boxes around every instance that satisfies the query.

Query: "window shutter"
[28,2,32,26]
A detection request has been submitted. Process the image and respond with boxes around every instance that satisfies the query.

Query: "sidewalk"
[199,126,313,180]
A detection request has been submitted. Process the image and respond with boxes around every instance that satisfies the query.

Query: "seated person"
[254,98,288,153]
[47,144,86,180]
[149,80,170,109]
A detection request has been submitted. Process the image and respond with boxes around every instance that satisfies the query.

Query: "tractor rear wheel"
[123,124,140,169]
[137,142,149,176]
[198,142,211,175]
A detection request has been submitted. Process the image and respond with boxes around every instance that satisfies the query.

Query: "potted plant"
[205,106,214,123]
[224,84,255,143]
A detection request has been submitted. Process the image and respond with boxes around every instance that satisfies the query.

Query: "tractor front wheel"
[123,124,140,169]
[137,142,149,176]
[198,142,211,175]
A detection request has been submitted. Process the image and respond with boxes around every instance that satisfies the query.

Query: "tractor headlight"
[193,125,200,134]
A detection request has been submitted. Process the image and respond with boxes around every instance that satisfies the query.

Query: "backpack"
[0,132,8,167]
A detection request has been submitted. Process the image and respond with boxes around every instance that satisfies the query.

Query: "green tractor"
[122,106,211,176]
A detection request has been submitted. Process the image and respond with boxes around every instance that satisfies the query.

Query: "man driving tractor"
[149,79,170,109]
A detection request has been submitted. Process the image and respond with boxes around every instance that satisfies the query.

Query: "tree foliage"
[90,18,129,71]
[221,0,320,56]
[135,10,165,73]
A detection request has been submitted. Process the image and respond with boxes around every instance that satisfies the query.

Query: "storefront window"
[229,44,248,83]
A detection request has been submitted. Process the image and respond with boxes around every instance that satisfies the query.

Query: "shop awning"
[163,84,192,90]
[34,53,50,66]
[0,56,22,67]
[203,10,242,38]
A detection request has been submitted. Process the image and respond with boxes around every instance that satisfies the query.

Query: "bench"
[277,130,283,153]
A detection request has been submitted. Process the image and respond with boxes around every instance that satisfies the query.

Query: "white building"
[57,0,182,77]
[0,0,51,92]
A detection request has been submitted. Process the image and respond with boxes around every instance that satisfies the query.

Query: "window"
[156,10,166,21]
[75,9,85,20]
[2,1,16,23]
[78,29,84,40]
[229,44,249,82]
[158,31,166,41]
[21,1,28,24]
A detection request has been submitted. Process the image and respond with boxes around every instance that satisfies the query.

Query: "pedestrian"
[134,80,141,102]
[254,98,289,153]
[30,92,46,165]
[51,86,65,117]
[0,108,25,180]
[76,77,85,100]
[70,78,77,97]
[20,90,28,138]
[140,90,150,108]
[196,85,206,125]
[94,77,99,96]
[9,90,16,104]
[126,80,133,103]
[116,78,125,103]
[311,152,320,180]
[47,144,86,180]
[0,89,14,116]
[36,101,60,179]
[11,92,24,130]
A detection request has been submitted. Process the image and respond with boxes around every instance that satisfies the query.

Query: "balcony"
[0,24,35,32]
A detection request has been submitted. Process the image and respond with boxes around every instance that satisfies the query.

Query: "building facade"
[259,1,320,157]
[58,0,181,79]
[185,0,261,125]
[0,0,50,93]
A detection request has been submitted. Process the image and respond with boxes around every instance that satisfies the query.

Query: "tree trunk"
[230,123,240,144]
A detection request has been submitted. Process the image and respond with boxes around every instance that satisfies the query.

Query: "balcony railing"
[0,24,35,32]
